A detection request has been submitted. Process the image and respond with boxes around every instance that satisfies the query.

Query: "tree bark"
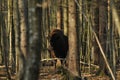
[13,0,20,75]
[23,0,42,80]
[18,0,29,58]
[18,0,29,79]
[98,0,108,75]
[57,0,63,30]
[68,0,80,78]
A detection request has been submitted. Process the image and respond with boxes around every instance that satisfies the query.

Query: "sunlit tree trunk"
[18,0,29,79]
[63,0,68,35]
[56,0,63,30]
[18,0,29,59]
[68,0,80,79]
[8,0,16,74]
[57,0,61,29]
[8,0,12,66]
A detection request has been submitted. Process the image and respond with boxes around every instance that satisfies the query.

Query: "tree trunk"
[8,0,13,66]
[93,0,99,65]
[68,0,80,78]
[98,0,108,75]
[13,0,20,74]
[23,0,42,80]
[57,0,63,30]
[1,16,11,80]
[63,0,68,35]
[18,0,29,58]
[18,0,29,79]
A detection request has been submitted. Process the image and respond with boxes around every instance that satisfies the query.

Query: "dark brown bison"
[48,29,68,65]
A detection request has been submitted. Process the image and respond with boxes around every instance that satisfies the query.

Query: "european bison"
[48,29,68,65]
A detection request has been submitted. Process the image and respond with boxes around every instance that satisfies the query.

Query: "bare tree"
[57,0,64,30]
[13,0,20,75]
[23,0,42,80]
[1,14,11,80]
[68,0,80,79]
[18,0,29,79]
[98,0,108,75]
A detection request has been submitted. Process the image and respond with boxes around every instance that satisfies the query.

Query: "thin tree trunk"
[18,0,29,58]
[56,0,63,30]
[110,1,119,78]
[8,0,13,66]
[63,0,68,35]
[18,0,29,79]
[13,0,20,74]
[75,0,81,76]
[108,0,116,78]
[1,18,11,80]
[98,0,108,75]
[93,0,99,65]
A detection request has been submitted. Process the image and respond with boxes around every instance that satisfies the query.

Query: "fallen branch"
[80,61,99,68]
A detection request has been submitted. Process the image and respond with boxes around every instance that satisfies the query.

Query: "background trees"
[0,0,120,80]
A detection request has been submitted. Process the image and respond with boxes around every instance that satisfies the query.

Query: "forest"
[0,0,120,80]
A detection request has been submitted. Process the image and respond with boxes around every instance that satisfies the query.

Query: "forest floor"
[0,65,15,80]
[0,61,120,80]
[39,65,120,80]
[39,66,111,80]
[39,60,120,80]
